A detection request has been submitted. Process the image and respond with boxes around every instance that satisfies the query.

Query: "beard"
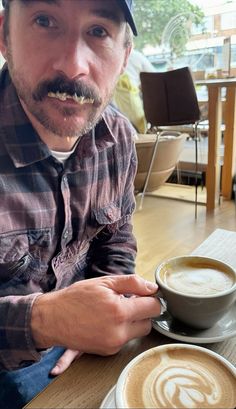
[6,49,115,138]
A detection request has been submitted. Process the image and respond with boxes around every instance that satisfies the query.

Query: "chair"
[140,67,201,218]
[135,132,187,192]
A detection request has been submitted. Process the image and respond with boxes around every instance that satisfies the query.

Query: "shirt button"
[62,175,67,184]
[107,210,113,219]
[63,230,69,239]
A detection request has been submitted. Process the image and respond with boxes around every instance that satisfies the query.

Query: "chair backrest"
[140,67,200,128]
[135,133,187,192]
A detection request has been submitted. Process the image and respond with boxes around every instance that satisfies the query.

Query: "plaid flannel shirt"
[0,65,137,370]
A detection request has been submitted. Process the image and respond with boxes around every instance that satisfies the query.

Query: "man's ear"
[120,45,132,75]
[0,12,7,60]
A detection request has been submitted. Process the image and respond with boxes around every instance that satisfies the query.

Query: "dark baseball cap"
[1,0,138,35]
[119,0,137,36]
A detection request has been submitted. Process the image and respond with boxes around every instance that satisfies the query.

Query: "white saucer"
[100,385,116,409]
[152,302,236,344]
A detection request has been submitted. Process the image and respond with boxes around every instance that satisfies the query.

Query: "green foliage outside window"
[133,0,204,57]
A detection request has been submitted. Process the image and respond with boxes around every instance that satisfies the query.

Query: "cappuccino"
[121,345,236,409]
[162,264,234,295]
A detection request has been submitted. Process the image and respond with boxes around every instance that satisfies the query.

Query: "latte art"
[163,266,234,295]
[143,354,223,408]
[124,348,236,409]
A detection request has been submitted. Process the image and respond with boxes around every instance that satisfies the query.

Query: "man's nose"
[52,38,90,79]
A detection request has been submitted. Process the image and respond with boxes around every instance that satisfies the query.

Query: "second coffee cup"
[115,344,236,409]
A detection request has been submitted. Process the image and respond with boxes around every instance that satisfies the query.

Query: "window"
[221,12,236,30]
[231,44,236,67]
[191,16,214,35]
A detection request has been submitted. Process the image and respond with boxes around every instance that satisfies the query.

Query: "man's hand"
[31,275,161,356]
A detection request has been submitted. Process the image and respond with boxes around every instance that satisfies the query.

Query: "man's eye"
[35,15,56,28]
[88,26,107,38]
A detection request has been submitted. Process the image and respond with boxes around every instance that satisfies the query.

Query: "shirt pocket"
[0,229,52,293]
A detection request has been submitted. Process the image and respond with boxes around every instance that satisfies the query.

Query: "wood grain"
[25,197,236,408]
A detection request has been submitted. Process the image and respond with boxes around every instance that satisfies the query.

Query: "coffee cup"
[155,255,236,329]
[115,343,236,409]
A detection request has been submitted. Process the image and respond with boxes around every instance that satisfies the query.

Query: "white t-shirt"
[50,139,80,164]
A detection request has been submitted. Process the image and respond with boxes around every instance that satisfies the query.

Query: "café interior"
[0,0,235,408]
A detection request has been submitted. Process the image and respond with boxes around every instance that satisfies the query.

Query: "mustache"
[33,75,102,106]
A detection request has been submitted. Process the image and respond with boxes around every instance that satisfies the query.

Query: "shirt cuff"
[0,293,43,370]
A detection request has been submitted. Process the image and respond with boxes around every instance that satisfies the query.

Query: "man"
[0,1,161,407]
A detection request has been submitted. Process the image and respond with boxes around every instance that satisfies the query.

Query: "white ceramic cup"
[115,344,236,409]
[155,255,236,329]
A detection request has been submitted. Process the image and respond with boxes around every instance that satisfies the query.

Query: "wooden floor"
[133,194,236,283]
[148,183,207,204]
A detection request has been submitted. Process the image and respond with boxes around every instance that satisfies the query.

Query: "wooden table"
[25,228,236,408]
[195,78,236,211]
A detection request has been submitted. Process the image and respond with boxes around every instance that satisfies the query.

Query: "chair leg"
[176,162,181,184]
[194,122,199,219]
[138,134,159,210]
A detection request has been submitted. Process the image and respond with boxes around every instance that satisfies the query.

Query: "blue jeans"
[0,347,65,409]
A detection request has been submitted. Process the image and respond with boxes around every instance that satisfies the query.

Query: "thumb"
[106,275,158,296]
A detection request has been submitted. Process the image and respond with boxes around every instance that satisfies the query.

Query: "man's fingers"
[50,349,82,376]
[104,275,158,297]
[124,295,162,321]
[128,319,153,340]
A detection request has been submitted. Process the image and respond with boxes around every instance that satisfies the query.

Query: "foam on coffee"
[162,264,234,295]
[123,347,236,408]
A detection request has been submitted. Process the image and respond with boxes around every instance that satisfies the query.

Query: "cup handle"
[154,289,168,315]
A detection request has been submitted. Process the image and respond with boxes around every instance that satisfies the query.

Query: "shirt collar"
[0,65,117,168]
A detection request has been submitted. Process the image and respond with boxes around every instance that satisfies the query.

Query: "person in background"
[0,0,161,407]
[125,48,156,88]
[113,48,155,133]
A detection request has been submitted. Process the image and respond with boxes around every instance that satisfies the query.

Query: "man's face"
[0,0,131,138]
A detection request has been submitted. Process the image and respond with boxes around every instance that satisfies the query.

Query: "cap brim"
[119,0,138,36]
